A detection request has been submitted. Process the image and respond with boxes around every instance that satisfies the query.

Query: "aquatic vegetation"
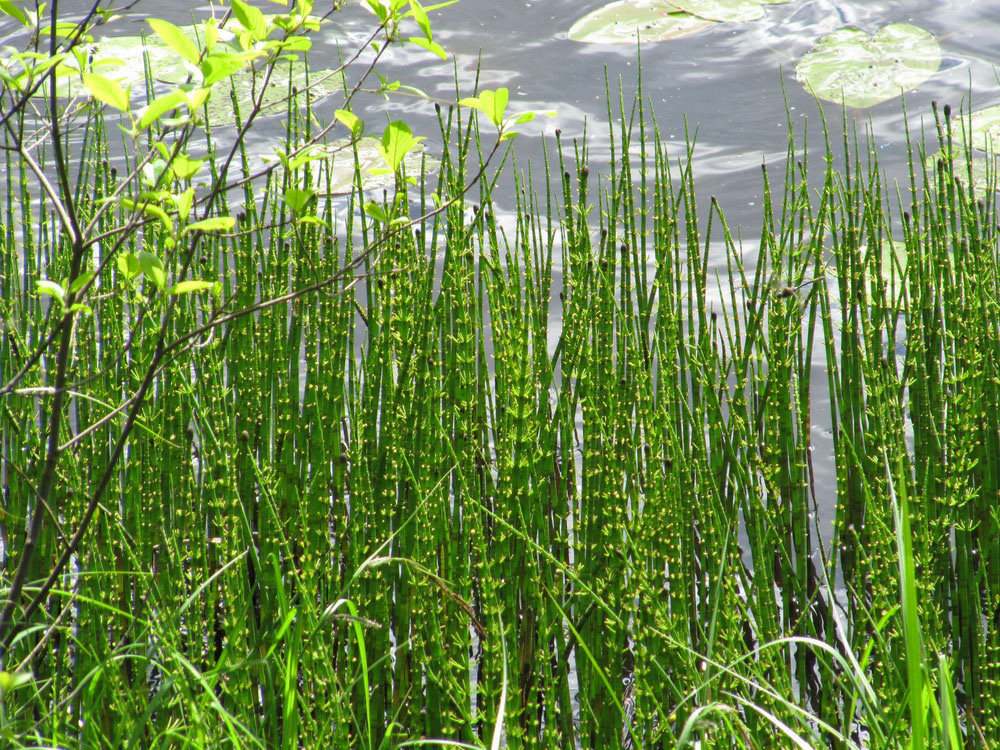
[1,0,998,748]
[567,0,792,44]
[669,0,765,23]
[568,1,714,44]
[795,23,941,108]
[948,102,1000,151]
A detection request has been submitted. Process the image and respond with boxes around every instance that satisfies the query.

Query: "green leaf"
[204,21,220,51]
[405,36,446,59]
[36,278,66,302]
[283,187,316,215]
[170,153,206,182]
[135,200,174,231]
[148,18,201,64]
[461,88,510,128]
[168,280,218,295]
[69,270,95,294]
[277,35,311,53]
[364,201,390,223]
[408,0,432,40]
[175,187,195,222]
[117,252,141,280]
[135,90,187,132]
[938,656,962,750]
[482,88,508,127]
[231,0,268,38]
[0,1,30,28]
[0,670,32,695]
[184,216,236,234]
[377,120,424,173]
[796,24,941,109]
[279,145,326,172]
[138,251,167,290]
[335,109,363,138]
[668,0,764,22]
[199,53,254,86]
[122,197,174,231]
[296,215,329,227]
[82,72,130,111]
[365,0,389,22]
[568,0,715,44]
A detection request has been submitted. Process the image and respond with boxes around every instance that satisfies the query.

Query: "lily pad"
[568,1,716,45]
[926,146,1000,194]
[669,0,764,23]
[947,104,1000,153]
[85,35,195,87]
[203,63,343,127]
[320,136,441,194]
[795,24,940,109]
[82,25,244,89]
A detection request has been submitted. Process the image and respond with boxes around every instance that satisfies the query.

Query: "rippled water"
[329,0,982,223]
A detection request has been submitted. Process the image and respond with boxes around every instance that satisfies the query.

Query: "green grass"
[1,72,999,749]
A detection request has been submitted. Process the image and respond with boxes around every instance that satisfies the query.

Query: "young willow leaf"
[231,0,268,39]
[335,109,362,137]
[185,216,236,233]
[35,279,66,302]
[137,251,167,290]
[668,0,764,23]
[406,36,446,59]
[168,280,218,295]
[82,72,129,111]
[377,121,425,173]
[283,187,316,214]
[0,1,30,28]
[407,0,433,40]
[117,253,141,280]
[363,201,390,223]
[568,0,715,45]
[147,18,201,65]
[795,24,941,109]
[478,88,508,127]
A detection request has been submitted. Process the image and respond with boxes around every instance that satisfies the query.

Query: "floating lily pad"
[669,0,764,23]
[203,63,343,127]
[947,104,1000,152]
[85,35,193,87]
[926,146,1000,193]
[83,25,242,89]
[795,24,940,109]
[321,136,441,194]
[568,1,716,45]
